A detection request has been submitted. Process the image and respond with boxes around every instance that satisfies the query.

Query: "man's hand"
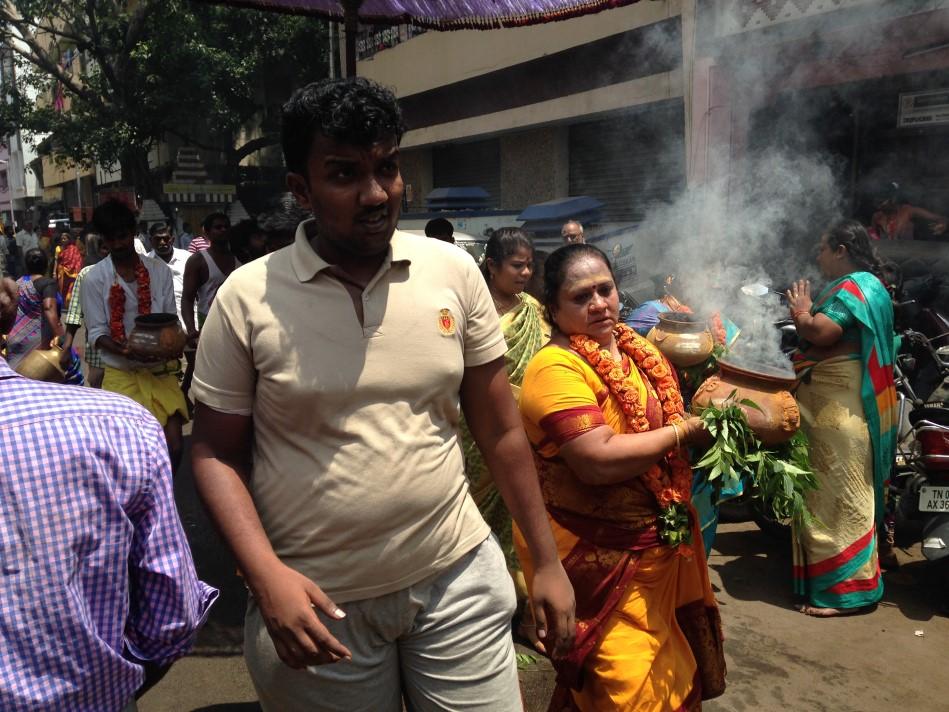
[252,561,353,669]
[58,342,73,369]
[529,560,576,659]
[186,329,200,349]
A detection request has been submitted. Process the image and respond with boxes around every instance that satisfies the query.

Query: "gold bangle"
[671,423,681,450]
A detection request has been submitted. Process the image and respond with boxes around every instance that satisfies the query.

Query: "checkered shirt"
[0,359,217,711]
[64,265,102,369]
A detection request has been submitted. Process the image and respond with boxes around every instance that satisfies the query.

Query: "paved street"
[141,429,949,712]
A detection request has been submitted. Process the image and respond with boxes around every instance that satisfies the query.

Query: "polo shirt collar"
[290,219,412,283]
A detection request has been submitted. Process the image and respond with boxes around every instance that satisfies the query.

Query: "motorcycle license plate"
[919,486,949,512]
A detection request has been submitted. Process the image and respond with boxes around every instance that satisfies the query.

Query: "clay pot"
[128,313,186,361]
[691,359,800,445]
[14,345,66,383]
[647,311,714,367]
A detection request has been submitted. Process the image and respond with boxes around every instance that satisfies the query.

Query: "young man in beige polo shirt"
[190,78,575,711]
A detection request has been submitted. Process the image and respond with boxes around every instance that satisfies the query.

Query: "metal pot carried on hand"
[14,343,66,383]
[127,313,187,361]
[691,358,800,445]
[647,311,715,367]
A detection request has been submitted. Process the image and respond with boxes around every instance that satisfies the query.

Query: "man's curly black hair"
[92,199,137,241]
[281,77,406,177]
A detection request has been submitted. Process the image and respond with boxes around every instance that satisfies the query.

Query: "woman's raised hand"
[786,279,812,318]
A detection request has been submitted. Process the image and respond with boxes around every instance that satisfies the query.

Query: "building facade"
[0,46,43,230]
[358,1,691,222]
[354,0,949,239]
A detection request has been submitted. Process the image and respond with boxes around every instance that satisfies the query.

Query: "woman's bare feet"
[797,603,876,617]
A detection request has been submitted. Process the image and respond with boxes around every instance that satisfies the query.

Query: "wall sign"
[898,89,949,128]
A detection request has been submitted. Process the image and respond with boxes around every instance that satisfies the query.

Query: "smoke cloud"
[602,6,883,375]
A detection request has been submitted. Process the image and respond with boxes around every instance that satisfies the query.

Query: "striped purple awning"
[199,0,641,29]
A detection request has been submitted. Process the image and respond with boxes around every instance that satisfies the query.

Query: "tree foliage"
[0,0,330,190]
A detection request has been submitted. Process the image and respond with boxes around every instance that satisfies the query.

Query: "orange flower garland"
[109,260,151,344]
[570,324,694,547]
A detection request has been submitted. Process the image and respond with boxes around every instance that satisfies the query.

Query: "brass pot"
[647,311,714,367]
[128,313,186,361]
[14,345,66,383]
[691,359,800,445]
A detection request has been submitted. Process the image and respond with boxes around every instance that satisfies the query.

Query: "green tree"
[0,1,330,196]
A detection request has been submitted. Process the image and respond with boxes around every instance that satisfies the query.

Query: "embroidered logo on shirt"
[437,308,456,336]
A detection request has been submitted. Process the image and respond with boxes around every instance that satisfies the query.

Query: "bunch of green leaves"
[516,653,540,670]
[657,501,692,548]
[694,392,818,527]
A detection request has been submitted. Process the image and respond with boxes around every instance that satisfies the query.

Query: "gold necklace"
[492,291,519,315]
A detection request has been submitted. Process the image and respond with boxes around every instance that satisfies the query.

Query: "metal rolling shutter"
[569,100,686,222]
[432,138,501,207]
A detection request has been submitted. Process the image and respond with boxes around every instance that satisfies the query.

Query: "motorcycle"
[890,324,949,572]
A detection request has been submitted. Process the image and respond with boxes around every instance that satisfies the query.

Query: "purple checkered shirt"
[0,359,217,711]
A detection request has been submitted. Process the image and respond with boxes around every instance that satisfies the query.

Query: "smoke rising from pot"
[605,8,872,374]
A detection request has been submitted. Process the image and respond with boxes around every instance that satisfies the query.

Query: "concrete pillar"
[681,0,698,186]
[399,147,433,211]
[499,125,569,210]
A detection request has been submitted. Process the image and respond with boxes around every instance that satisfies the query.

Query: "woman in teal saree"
[787,219,897,616]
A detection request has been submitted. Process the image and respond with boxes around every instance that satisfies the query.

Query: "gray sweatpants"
[245,536,520,711]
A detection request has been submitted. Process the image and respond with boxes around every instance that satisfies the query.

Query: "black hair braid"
[825,219,884,280]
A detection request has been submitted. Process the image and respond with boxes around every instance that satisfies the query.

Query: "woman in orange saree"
[514,244,726,711]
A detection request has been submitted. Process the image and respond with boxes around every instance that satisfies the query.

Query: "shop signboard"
[898,89,949,128]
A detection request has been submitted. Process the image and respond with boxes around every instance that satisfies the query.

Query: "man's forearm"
[181,297,197,333]
[481,426,560,567]
[191,446,283,592]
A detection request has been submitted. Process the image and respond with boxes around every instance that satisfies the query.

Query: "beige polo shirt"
[191,224,504,602]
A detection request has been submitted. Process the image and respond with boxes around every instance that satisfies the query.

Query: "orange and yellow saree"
[515,345,725,712]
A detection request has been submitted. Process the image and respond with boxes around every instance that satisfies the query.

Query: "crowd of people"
[0,74,903,712]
